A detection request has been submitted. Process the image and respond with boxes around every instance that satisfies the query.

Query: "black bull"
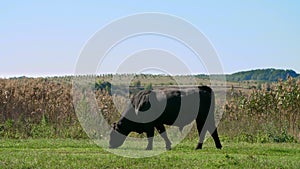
[109,86,222,150]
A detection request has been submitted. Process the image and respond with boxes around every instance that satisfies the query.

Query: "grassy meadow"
[1,139,300,169]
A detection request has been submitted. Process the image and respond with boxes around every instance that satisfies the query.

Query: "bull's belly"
[160,109,198,128]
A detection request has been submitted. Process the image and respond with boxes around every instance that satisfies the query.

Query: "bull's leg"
[196,119,222,149]
[155,124,171,150]
[145,127,154,150]
[208,128,222,149]
[206,110,222,149]
[196,119,207,150]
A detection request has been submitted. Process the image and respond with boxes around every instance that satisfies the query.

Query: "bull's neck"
[117,117,136,136]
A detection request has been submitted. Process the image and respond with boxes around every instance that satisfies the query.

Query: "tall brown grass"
[221,77,300,142]
[0,76,299,142]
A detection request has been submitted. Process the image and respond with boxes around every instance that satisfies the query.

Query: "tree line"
[224,68,298,82]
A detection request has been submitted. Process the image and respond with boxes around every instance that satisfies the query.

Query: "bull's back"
[157,86,212,127]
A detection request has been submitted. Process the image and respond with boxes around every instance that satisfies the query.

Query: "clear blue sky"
[1,1,300,77]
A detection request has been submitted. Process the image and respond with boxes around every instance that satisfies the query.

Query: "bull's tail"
[209,87,216,126]
[208,88,222,149]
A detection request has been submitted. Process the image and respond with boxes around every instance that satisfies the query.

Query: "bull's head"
[109,122,127,149]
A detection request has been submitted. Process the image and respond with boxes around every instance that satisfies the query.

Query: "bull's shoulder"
[130,90,152,112]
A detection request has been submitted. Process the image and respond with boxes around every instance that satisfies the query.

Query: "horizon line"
[1,68,298,79]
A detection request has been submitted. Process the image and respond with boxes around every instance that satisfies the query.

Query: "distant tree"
[133,80,141,87]
[95,81,112,95]
[145,83,153,90]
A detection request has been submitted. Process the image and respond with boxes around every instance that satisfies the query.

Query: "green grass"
[0,139,299,169]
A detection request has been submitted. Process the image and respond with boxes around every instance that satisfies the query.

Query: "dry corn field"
[0,76,299,143]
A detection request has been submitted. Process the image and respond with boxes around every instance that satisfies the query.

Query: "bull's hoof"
[216,145,222,149]
[166,145,171,150]
[195,143,203,150]
[145,147,153,150]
